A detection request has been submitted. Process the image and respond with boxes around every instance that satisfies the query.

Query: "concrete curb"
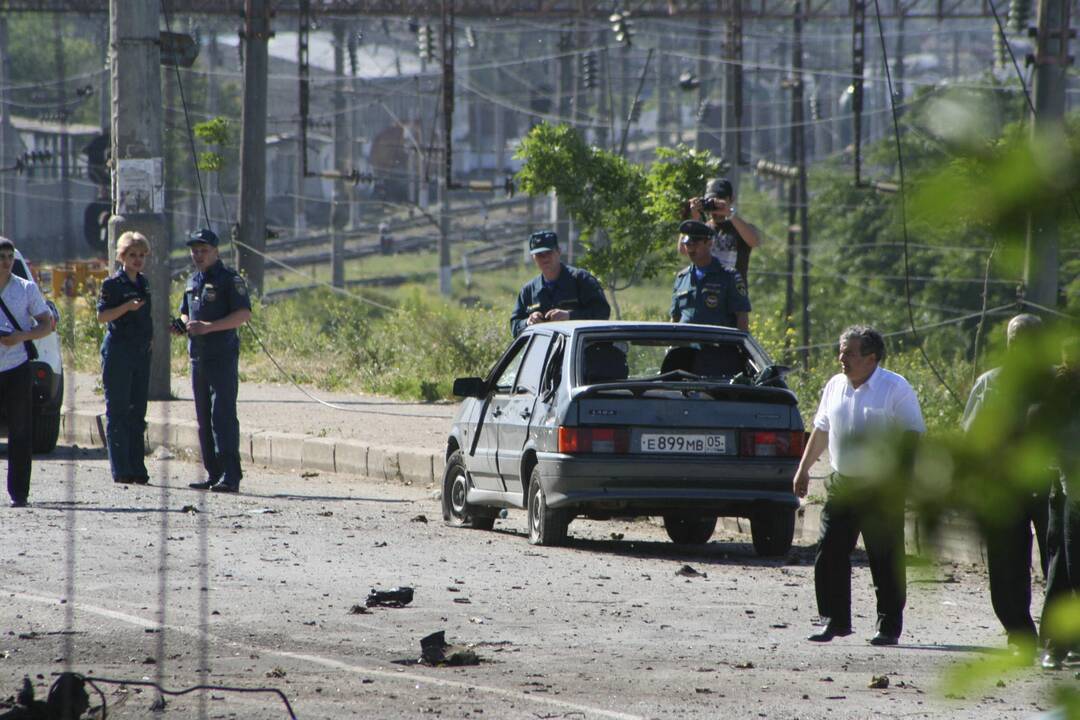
[62,410,443,488]
[63,410,989,565]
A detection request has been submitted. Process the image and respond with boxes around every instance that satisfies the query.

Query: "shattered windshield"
[578,337,762,386]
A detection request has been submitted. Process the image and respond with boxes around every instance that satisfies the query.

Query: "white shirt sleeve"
[813,376,834,432]
[891,381,926,433]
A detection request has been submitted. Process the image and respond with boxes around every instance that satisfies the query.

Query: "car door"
[467,337,529,490]
[496,333,552,494]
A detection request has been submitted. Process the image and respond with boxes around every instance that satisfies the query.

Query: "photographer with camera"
[685,178,762,287]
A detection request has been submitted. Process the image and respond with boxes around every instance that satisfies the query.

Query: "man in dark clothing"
[670,220,750,330]
[173,229,252,494]
[961,314,1050,651]
[510,230,610,338]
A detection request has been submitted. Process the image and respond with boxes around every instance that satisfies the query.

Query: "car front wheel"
[662,514,717,544]
[750,507,796,557]
[441,450,495,530]
[527,466,568,546]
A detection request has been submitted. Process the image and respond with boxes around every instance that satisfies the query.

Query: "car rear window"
[578,337,758,386]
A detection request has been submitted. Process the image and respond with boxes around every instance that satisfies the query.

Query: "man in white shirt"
[792,325,926,646]
[0,239,54,507]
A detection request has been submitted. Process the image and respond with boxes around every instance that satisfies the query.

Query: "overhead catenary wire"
[871,0,965,409]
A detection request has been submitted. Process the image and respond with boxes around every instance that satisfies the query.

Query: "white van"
[3,250,64,453]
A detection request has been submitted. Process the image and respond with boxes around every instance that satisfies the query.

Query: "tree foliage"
[515,124,725,309]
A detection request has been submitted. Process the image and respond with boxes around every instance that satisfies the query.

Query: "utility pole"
[551,29,572,252]
[793,4,811,369]
[237,0,270,295]
[724,0,744,188]
[1024,0,1069,308]
[852,0,866,185]
[438,0,454,296]
[54,13,72,259]
[331,21,348,288]
[109,0,169,399]
[0,17,14,237]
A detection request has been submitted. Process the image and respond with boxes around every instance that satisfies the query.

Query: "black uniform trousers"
[815,473,906,636]
[981,489,1049,644]
[1041,481,1080,651]
[1,361,32,503]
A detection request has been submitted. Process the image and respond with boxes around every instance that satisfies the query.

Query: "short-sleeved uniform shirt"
[813,366,926,477]
[670,258,751,327]
[97,270,152,345]
[0,275,48,372]
[179,259,251,361]
[510,263,610,337]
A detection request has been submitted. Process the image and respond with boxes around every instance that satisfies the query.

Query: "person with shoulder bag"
[0,238,56,507]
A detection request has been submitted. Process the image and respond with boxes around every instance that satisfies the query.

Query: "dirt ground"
[0,447,1063,719]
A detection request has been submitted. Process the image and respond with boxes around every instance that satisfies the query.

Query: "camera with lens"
[702,197,719,211]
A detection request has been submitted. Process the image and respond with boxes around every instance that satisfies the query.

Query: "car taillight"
[558,426,630,454]
[740,430,804,457]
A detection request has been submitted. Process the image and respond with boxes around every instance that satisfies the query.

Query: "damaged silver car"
[442,321,805,555]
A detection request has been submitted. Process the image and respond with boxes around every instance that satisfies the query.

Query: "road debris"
[266,667,287,678]
[348,605,371,615]
[366,586,414,608]
[179,505,199,514]
[247,508,278,515]
[411,514,429,523]
[152,446,175,460]
[675,564,706,578]
[869,675,889,689]
[420,631,481,667]
[300,470,319,478]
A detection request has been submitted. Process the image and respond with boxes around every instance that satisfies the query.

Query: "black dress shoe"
[9,498,27,508]
[189,480,216,490]
[132,476,150,485]
[209,481,239,494]
[808,625,853,642]
[114,476,135,484]
[869,632,900,646]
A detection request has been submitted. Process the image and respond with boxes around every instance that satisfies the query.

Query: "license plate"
[640,433,727,454]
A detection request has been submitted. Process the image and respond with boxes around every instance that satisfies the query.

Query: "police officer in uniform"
[670,220,751,330]
[97,231,153,484]
[510,230,610,337]
[174,229,252,493]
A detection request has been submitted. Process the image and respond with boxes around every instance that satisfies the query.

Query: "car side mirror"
[452,376,486,398]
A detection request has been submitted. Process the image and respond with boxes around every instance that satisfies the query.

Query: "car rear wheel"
[527,466,568,546]
[32,411,61,454]
[662,514,717,544]
[750,507,796,556]
[441,450,495,530]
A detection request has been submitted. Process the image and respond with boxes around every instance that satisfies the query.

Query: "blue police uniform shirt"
[510,263,610,337]
[97,270,152,344]
[670,258,751,327]
[179,259,251,360]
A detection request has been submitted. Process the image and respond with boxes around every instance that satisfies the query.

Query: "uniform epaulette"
[676,266,691,278]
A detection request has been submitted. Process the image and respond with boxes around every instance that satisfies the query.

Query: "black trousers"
[982,489,1049,644]
[1,361,33,503]
[1041,482,1080,650]
[814,475,906,636]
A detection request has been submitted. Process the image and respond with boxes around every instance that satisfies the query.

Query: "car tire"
[527,466,568,546]
[750,507,796,557]
[662,514,717,544]
[32,411,61,454]
[441,450,495,530]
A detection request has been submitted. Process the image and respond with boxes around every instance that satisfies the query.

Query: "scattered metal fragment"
[348,605,370,615]
[675,565,706,578]
[419,631,480,667]
[266,667,287,679]
[366,587,414,608]
[869,675,889,689]
[179,505,199,514]
[735,661,754,669]
[411,514,428,523]
[300,471,319,478]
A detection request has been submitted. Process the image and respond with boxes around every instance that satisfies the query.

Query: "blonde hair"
[117,231,150,259]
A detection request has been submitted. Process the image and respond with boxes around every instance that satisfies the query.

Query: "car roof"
[526,320,750,338]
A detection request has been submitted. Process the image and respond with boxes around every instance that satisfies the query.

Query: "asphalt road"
[0,448,1058,719]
